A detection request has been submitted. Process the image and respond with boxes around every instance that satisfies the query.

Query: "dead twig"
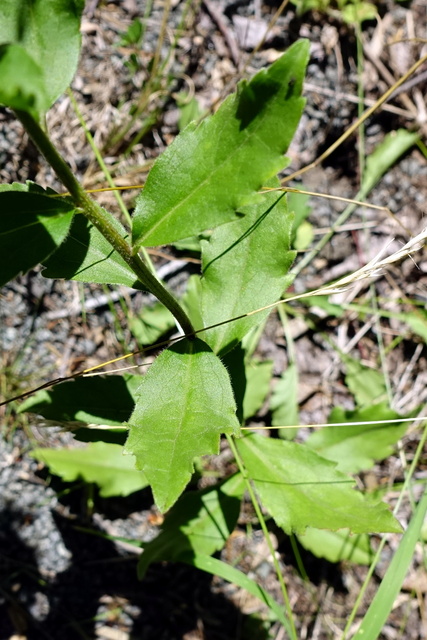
[202,0,240,68]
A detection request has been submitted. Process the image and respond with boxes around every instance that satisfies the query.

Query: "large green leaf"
[306,403,410,473]
[137,473,245,578]
[132,40,309,248]
[0,0,84,114]
[18,374,142,426]
[30,441,148,497]
[125,337,240,512]
[237,433,402,534]
[42,214,145,289]
[0,185,75,286]
[200,186,295,355]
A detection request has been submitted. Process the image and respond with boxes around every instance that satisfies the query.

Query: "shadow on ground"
[0,501,271,640]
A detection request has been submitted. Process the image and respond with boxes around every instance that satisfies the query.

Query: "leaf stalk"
[15,110,195,336]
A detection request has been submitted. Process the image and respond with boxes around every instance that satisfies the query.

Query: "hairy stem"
[16,110,195,336]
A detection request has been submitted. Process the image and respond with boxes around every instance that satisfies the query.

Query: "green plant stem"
[226,434,297,640]
[15,109,195,336]
[66,89,157,275]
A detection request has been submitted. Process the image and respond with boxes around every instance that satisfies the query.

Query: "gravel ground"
[1,1,426,638]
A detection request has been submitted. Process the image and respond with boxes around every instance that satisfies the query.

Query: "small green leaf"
[270,363,299,439]
[175,92,204,131]
[237,433,402,534]
[0,0,84,114]
[342,1,378,24]
[294,220,314,251]
[306,403,410,473]
[288,189,311,247]
[117,18,143,47]
[344,357,387,407]
[130,303,175,346]
[362,130,419,194]
[403,309,427,342]
[19,374,142,426]
[0,44,49,115]
[0,186,75,286]
[30,442,148,497]
[137,473,245,578]
[181,274,205,332]
[125,337,240,512]
[298,528,373,565]
[173,236,202,253]
[201,186,295,355]
[42,214,145,289]
[243,360,273,421]
[132,40,309,247]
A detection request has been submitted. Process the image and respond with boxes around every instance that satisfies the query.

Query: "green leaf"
[0,44,49,115]
[0,0,84,114]
[243,360,273,421]
[42,214,145,289]
[221,344,247,425]
[130,303,175,346]
[288,189,311,247]
[132,40,309,247]
[294,220,314,251]
[30,441,148,497]
[403,309,427,342]
[270,363,299,440]
[237,433,402,534]
[342,1,378,24]
[0,185,75,286]
[362,129,420,194]
[19,374,142,426]
[181,274,205,332]
[117,18,143,47]
[175,92,204,131]
[306,403,410,473]
[125,337,240,512]
[344,357,387,407]
[137,473,245,578]
[354,487,427,639]
[173,236,202,253]
[200,186,295,355]
[297,528,373,565]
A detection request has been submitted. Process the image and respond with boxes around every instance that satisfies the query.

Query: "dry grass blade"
[2,226,425,409]
[283,53,427,184]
